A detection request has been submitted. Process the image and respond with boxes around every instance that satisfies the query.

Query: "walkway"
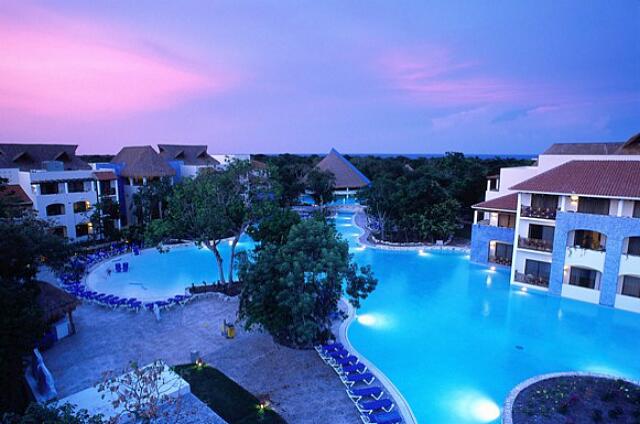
[42,296,360,424]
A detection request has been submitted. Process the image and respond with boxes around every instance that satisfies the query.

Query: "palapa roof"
[0,144,90,171]
[510,160,640,199]
[542,133,640,156]
[472,193,518,212]
[111,146,176,178]
[314,148,370,189]
[36,281,80,325]
[157,144,219,166]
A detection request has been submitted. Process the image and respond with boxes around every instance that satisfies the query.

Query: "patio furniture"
[340,362,367,375]
[333,354,359,368]
[357,398,394,413]
[360,410,403,424]
[122,262,129,272]
[342,372,375,387]
[115,263,122,273]
[347,386,384,401]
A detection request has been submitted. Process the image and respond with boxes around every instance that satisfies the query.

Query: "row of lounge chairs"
[315,342,403,424]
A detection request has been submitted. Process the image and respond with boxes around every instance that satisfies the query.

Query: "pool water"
[336,211,640,424]
[86,236,254,302]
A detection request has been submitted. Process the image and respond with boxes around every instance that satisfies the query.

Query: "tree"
[97,360,191,424]
[247,207,300,247]
[238,218,377,348]
[132,178,173,228]
[306,169,335,208]
[165,172,231,283]
[419,198,460,242]
[268,160,307,207]
[0,216,70,413]
[89,198,120,241]
[358,177,397,241]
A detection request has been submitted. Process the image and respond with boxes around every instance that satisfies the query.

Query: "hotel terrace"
[471,133,640,313]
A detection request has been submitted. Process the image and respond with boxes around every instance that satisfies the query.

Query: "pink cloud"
[0,4,236,120]
[378,47,538,106]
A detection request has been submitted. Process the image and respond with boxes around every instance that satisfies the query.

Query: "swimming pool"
[85,236,254,302]
[336,210,640,424]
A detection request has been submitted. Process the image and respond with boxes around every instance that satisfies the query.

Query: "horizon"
[0,1,638,155]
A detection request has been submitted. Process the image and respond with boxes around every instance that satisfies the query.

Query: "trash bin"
[226,324,236,339]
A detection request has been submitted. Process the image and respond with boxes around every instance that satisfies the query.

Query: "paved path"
[43,296,360,424]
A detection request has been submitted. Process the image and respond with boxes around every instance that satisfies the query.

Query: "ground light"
[357,314,377,326]
[453,391,501,422]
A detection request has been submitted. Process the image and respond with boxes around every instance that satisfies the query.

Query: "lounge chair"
[347,386,384,401]
[123,262,129,272]
[340,362,367,375]
[357,398,394,413]
[360,410,403,424]
[342,372,375,387]
[315,342,343,354]
[333,355,358,367]
[115,263,122,273]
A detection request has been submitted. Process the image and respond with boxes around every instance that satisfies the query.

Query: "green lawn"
[174,364,287,424]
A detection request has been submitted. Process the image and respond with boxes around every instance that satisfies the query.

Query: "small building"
[0,184,34,216]
[0,144,120,240]
[470,132,640,313]
[37,281,81,342]
[313,148,370,203]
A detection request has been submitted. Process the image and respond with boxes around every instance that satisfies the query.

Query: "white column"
[510,193,522,284]
[616,199,624,217]
[473,210,478,224]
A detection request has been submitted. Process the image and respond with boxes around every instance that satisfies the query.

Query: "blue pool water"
[86,236,254,301]
[335,211,640,424]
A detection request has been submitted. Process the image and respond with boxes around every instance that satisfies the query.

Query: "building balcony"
[518,236,553,252]
[99,187,117,196]
[514,271,550,288]
[489,255,512,266]
[520,206,558,220]
[565,247,606,273]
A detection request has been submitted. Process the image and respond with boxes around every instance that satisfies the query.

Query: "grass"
[174,363,287,424]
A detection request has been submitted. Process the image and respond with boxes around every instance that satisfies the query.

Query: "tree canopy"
[238,218,377,348]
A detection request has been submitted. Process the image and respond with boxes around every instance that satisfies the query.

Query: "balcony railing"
[100,187,117,196]
[489,255,512,266]
[520,206,558,220]
[518,236,553,252]
[514,271,550,288]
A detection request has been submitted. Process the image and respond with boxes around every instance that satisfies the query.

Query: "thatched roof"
[314,149,370,189]
[158,144,219,166]
[0,144,90,171]
[542,133,640,156]
[616,132,640,155]
[112,146,176,178]
[36,281,80,325]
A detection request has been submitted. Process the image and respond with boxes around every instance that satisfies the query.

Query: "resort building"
[158,144,221,177]
[471,133,640,313]
[0,144,120,240]
[314,148,371,202]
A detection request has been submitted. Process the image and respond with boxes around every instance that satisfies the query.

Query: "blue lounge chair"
[115,263,122,273]
[343,372,375,387]
[360,410,403,424]
[133,248,140,256]
[327,349,349,360]
[357,398,394,413]
[333,355,358,367]
[340,362,366,375]
[123,262,129,272]
[347,386,384,401]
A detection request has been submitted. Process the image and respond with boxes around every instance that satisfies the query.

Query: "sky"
[0,1,638,155]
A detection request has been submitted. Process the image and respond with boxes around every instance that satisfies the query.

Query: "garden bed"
[511,375,640,424]
[174,364,286,424]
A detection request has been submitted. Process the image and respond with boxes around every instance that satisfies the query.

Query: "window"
[577,197,610,215]
[75,223,90,237]
[488,177,499,191]
[634,202,640,218]
[46,203,65,216]
[524,259,551,280]
[528,224,555,241]
[99,181,115,196]
[573,230,605,250]
[73,201,90,213]
[40,182,59,195]
[621,276,640,298]
[495,242,513,259]
[531,194,558,209]
[569,267,598,289]
[627,237,640,256]
[498,213,515,228]
[132,178,144,186]
[67,180,85,193]
[51,226,67,238]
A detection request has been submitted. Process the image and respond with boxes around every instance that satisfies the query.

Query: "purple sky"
[0,1,638,155]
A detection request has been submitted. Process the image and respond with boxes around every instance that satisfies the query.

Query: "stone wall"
[470,224,515,265]
[549,212,640,305]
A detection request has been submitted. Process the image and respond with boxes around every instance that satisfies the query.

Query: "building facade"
[471,133,640,313]
[0,144,120,241]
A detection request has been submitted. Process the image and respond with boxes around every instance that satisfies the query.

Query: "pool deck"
[42,294,360,424]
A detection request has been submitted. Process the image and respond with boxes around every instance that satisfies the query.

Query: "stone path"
[42,296,360,424]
